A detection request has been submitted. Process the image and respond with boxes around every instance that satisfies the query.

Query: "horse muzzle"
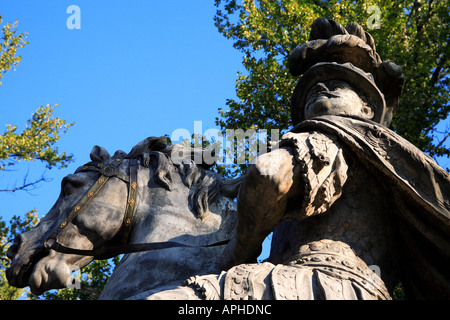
[5,235,50,289]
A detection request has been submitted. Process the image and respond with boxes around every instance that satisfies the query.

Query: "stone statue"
[6,18,449,300]
[184,18,450,300]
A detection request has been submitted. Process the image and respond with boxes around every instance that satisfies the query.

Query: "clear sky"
[0,1,448,267]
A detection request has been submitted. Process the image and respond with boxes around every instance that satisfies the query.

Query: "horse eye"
[61,175,84,196]
[62,179,74,196]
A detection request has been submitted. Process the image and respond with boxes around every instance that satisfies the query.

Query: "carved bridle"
[44,158,228,260]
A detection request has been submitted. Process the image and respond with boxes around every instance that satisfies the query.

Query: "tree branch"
[430,52,448,87]
[0,172,51,193]
[435,131,450,150]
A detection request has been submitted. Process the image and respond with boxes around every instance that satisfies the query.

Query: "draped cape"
[291,115,450,299]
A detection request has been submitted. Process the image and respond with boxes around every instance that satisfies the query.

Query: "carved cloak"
[291,115,450,299]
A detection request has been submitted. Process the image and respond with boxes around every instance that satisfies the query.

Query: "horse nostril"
[6,244,17,260]
[6,235,22,260]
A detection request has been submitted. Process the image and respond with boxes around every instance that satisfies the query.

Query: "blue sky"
[1,1,449,266]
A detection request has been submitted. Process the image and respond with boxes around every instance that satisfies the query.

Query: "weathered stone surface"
[6,18,449,300]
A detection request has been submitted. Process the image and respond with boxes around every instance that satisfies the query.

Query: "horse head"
[6,137,239,297]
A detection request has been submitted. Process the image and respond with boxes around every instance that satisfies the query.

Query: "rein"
[45,238,231,260]
[44,158,229,260]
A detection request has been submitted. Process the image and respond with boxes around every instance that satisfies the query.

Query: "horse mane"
[123,136,241,220]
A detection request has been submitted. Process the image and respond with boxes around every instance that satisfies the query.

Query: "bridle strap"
[120,158,138,243]
[46,238,230,260]
[51,173,112,240]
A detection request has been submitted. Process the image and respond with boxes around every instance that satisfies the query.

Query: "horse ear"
[90,145,111,162]
[146,136,168,151]
[126,136,168,158]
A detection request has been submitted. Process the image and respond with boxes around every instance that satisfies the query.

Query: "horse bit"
[44,158,229,260]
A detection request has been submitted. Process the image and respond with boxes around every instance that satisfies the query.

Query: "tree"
[0,15,117,300]
[0,104,74,190]
[213,0,449,176]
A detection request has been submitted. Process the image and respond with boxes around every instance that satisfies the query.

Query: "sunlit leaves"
[0,104,74,171]
[0,15,28,86]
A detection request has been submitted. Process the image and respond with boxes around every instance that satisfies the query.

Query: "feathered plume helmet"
[289,18,404,127]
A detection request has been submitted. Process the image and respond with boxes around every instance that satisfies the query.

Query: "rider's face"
[304,80,374,120]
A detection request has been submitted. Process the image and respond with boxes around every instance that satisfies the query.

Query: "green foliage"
[0,15,28,86]
[214,0,450,176]
[0,104,74,172]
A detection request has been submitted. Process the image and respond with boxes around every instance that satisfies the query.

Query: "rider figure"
[220,19,450,299]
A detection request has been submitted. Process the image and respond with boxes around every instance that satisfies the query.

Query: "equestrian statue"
[6,18,450,300]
